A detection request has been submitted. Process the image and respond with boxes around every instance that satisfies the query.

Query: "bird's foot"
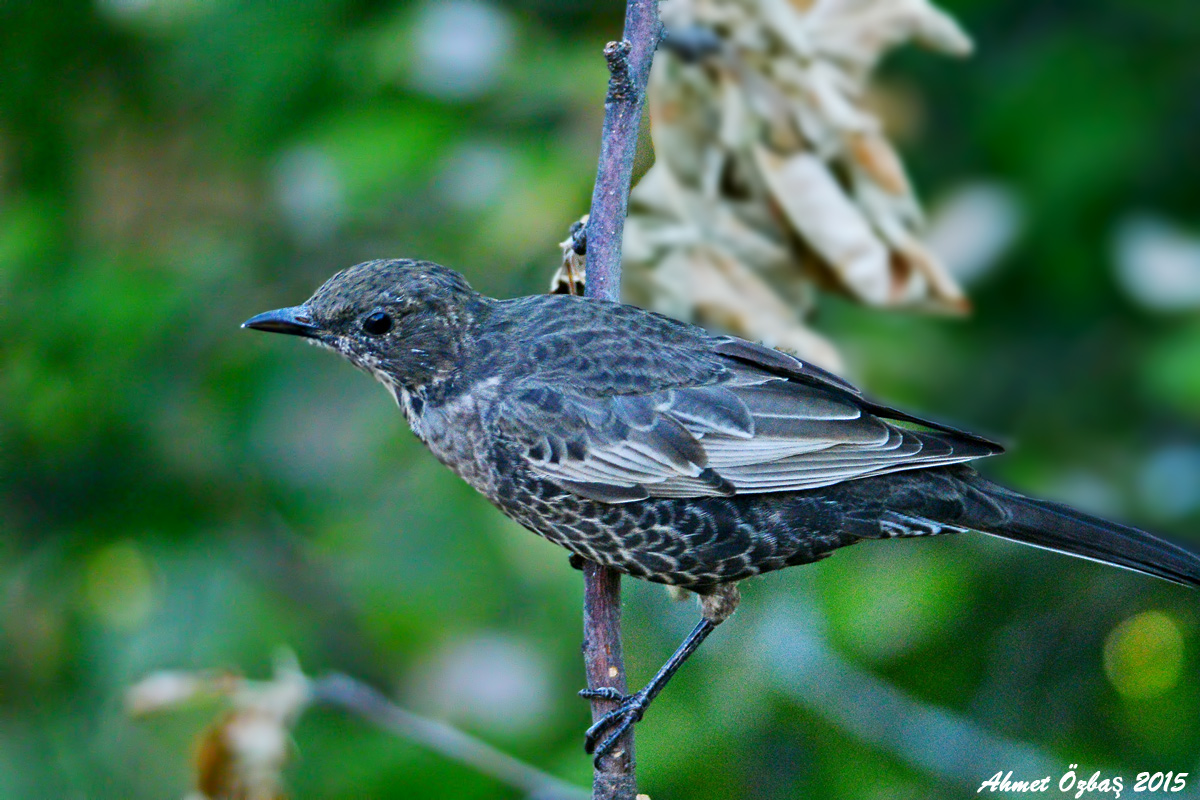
[577,687,649,764]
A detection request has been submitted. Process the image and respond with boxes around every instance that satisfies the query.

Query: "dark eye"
[361,310,393,335]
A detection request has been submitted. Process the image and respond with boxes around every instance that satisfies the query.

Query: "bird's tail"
[950,472,1200,588]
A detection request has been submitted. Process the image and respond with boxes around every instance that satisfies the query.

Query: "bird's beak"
[241,306,322,338]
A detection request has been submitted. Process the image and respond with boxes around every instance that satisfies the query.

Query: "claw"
[582,690,649,764]
[578,686,626,703]
[574,619,721,767]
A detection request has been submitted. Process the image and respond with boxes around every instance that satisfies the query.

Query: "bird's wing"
[495,335,1003,504]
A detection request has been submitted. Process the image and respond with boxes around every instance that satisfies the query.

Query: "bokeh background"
[3,0,1200,797]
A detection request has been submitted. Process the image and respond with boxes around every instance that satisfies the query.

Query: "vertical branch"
[580,2,662,799]
[585,0,664,303]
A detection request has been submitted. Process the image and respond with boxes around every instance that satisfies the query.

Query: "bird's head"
[243,259,483,393]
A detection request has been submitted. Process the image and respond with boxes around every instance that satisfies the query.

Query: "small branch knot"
[604,40,634,103]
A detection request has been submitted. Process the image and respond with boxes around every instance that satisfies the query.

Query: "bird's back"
[471,294,732,396]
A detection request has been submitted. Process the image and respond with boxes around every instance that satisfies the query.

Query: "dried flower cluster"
[128,654,309,800]
[620,0,973,370]
[128,655,589,800]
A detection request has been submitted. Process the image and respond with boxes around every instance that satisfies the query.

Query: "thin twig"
[581,561,636,799]
[580,2,663,799]
[584,0,664,302]
[312,672,588,800]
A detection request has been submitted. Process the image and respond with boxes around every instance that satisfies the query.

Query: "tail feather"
[957,476,1200,588]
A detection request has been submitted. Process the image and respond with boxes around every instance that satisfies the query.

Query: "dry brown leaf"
[847,131,909,196]
[647,246,842,370]
[753,145,891,304]
[802,0,972,78]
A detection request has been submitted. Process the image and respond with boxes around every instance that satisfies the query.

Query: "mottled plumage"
[245,258,1200,759]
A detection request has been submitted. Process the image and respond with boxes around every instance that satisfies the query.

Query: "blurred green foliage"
[2,1,1199,798]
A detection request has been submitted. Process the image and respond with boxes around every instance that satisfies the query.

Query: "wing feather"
[496,333,1002,503]
[656,386,755,437]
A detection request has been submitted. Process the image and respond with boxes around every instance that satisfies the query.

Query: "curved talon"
[578,686,626,702]
[583,691,648,762]
[591,720,637,766]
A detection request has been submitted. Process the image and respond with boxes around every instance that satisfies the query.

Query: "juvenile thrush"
[245,258,1200,761]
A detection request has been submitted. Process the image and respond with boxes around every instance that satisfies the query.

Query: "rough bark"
[580,2,663,799]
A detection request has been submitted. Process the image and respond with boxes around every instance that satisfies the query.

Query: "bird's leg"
[580,618,715,761]
[579,584,739,764]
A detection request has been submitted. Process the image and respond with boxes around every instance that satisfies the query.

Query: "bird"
[244,258,1200,762]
